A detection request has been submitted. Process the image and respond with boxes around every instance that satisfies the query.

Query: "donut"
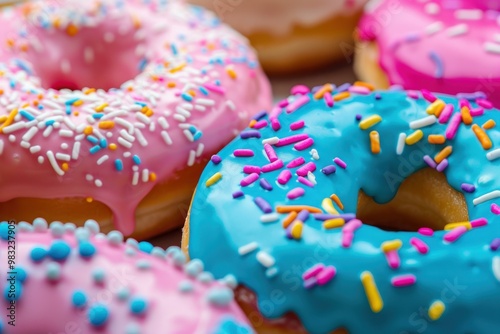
[0,218,253,333]
[355,0,500,106]
[0,0,271,239]
[183,82,500,333]
[188,0,368,74]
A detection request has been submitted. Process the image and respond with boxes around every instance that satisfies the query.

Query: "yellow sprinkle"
[226,65,237,79]
[276,206,322,214]
[149,172,157,182]
[405,130,424,145]
[461,106,473,125]
[282,212,298,228]
[170,62,186,73]
[61,163,69,171]
[361,271,383,313]
[428,300,445,320]
[381,239,402,253]
[66,23,79,36]
[205,172,222,187]
[426,99,445,116]
[98,121,114,129]
[359,115,382,130]
[323,218,345,230]
[444,222,471,230]
[83,126,93,135]
[354,81,375,91]
[333,91,351,102]
[141,106,154,117]
[291,222,303,240]
[109,143,117,150]
[428,134,446,144]
[472,124,492,150]
[313,84,334,100]
[0,115,7,124]
[370,130,381,154]
[86,197,94,203]
[330,194,344,210]
[483,119,496,130]
[73,111,79,116]
[321,198,338,215]
[95,103,108,112]
[0,109,18,133]
[84,88,96,95]
[434,145,452,164]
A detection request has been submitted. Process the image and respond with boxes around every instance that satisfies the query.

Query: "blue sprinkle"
[14,267,27,283]
[188,125,197,134]
[130,297,148,315]
[178,280,193,293]
[14,59,33,75]
[198,86,209,96]
[134,101,147,107]
[138,241,154,254]
[0,221,10,240]
[30,246,47,262]
[206,287,234,307]
[429,51,444,79]
[9,79,16,89]
[185,259,204,277]
[79,241,96,258]
[99,138,107,148]
[3,281,22,302]
[65,98,79,105]
[132,155,141,165]
[65,104,72,115]
[138,58,148,71]
[38,105,44,110]
[193,131,203,141]
[215,79,221,86]
[171,44,178,55]
[86,136,99,144]
[116,287,130,301]
[181,92,193,102]
[19,110,35,121]
[48,240,71,261]
[115,159,124,171]
[92,113,104,119]
[89,145,101,154]
[88,304,109,327]
[72,290,87,308]
[44,119,55,126]
[92,268,105,283]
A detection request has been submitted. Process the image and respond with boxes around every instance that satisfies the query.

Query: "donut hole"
[356,168,468,232]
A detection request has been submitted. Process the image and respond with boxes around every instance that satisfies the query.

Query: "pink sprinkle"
[302,264,325,280]
[385,250,400,269]
[349,86,370,95]
[253,120,268,129]
[287,187,305,200]
[342,232,354,248]
[271,117,281,131]
[418,227,434,236]
[410,237,429,254]
[391,274,417,287]
[438,104,454,124]
[290,120,305,131]
[264,144,279,162]
[317,266,337,285]
[477,99,493,109]
[445,113,462,140]
[470,108,484,117]
[286,95,311,114]
[407,90,419,99]
[333,157,347,169]
[203,83,225,95]
[298,176,315,187]
[277,170,292,185]
[459,99,470,109]
[243,165,261,174]
[275,134,309,147]
[261,159,284,173]
[278,99,289,108]
[343,219,362,233]
[421,89,437,102]
[471,217,488,228]
[294,138,315,151]
[492,204,500,215]
[270,107,282,119]
[443,226,467,243]
[324,93,334,107]
[296,162,316,177]
[287,157,305,168]
[234,149,254,157]
[291,85,310,95]
[240,173,259,186]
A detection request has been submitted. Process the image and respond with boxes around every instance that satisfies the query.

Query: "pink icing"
[0,0,271,235]
[0,220,252,333]
[358,0,500,106]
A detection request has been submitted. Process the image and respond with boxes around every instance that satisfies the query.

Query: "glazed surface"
[0,219,253,333]
[189,83,500,333]
[358,0,500,106]
[0,0,271,234]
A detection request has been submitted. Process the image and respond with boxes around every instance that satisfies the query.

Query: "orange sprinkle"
[6,39,14,48]
[126,86,134,92]
[276,205,322,214]
[282,211,298,228]
[149,172,157,182]
[249,120,257,128]
[86,197,94,203]
[99,121,115,129]
[0,109,18,133]
[0,115,7,124]
[461,106,473,125]
[472,124,492,150]
[52,17,61,29]
[188,90,196,97]
[109,143,117,150]
[0,89,3,95]
[354,81,375,91]
[482,119,496,130]
[37,93,44,100]
[61,163,69,171]
[19,43,29,52]
[313,84,334,100]
[330,194,344,210]
[84,88,96,95]
[73,111,79,116]
[370,131,381,154]
[167,81,176,88]
[428,134,445,144]
[132,15,142,29]
[66,23,79,36]
[83,126,93,135]
[434,145,453,163]
[141,106,154,117]
[32,100,39,106]
[226,66,237,79]
[333,92,351,101]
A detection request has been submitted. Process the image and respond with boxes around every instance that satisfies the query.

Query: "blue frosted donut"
[185,83,500,334]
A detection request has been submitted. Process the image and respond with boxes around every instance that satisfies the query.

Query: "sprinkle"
[243,166,261,174]
[238,242,259,255]
[259,178,273,191]
[445,112,462,140]
[263,144,278,162]
[434,146,453,164]
[428,134,446,144]
[333,157,347,169]
[321,165,336,175]
[323,218,345,229]
[270,118,281,131]
[477,99,493,110]
[296,162,316,176]
[369,131,381,154]
[359,115,382,130]
[410,237,429,254]
[211,155,222,164]
[490,239,500,251]
[88,304,109,327]
[253,120,268,129]
[260,213,279,223]
[46,262,62,281]
[471,218,488,228]
[275,134,309,147]
[317,266,337,285]
[254,197,272,213]
[391,274,417,287]
[287,188,305,200]
[438,104,454,124]
[405,130,423,145]
[256,251,275,267]
[234,149,254,157]
[322,198,339,215]
[483,119,496,130]
[428,300,445,321]
[443,226,467,243]
[286,95,310,113]
[493,257,500,281]
[333,92,350,101]
[206,172,222,187]
[261,160,284,173]
[484,42,500,55]
[48,240,71,261]
[302,264,325,280]
[360,271,383,313]
[288,221,303,240]
[286,157,305,168]
[429,52,444,78]
[72,290,87,308]
[395,133,406,155]
[436,159,449,172]
[381,239,402,253]
[410,115,437,129]
[232,191,244,198]
[447,23,468,37]
[486,149,500,161]
[313,84,333,99]
[473,190,500,205]
[294,138,314,151]
[461,183,476,193]
[277,170,292,185]
[241,173,259,186]
[240,130,261,139]
[282,212,298,228]
[472,124,492,150]
[276,206,322,214]
[492,204,500,215]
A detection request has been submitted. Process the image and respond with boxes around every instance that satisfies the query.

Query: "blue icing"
[189,89,500,334]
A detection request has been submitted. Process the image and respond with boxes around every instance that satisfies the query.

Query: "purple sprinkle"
[436,159,449,172]
[254,197,272,213]
[491,238,500,251]
[240,130,261,139]
[423,155,437,168]
[259,178,273,191]
[405,32,421,42]
[234,149,254,157]
[211,155,222,164]
[252,110,267,121]
[375,93,382,100]
[461,183,476,193]
[355,114,362,121]
[333,157,347,169]
[456,91,486,100]
[336,83,351,93]
[303,277,317,289]
[297,210,310,222]
[321,165,336,175]
[232,191,244,199]
[313,213,356,221]
[390,85,404,91]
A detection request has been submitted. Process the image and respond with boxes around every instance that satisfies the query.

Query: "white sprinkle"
[136,112,151,124]
[0,139,3,155]
[310,149,319,160]
[132,171,139,186]
[149,122,155,132]
[176,107,191,118]
[72,142,81,160]
[425,2,440,15]
[262,137,280,145]
[86,174,94,181]
[47,151,64,176]
[410,115,437,129]
[187,150,196,166]
[8,135,15,142]
[38,156,44,164]
[307,171,317,185]
[59,129,74,137]
[55,153,71,161]
[20,141,30,149]
[455,9,482,20]
[118,137,133,148]
[473,190,500,205]
[124,152,132,158]
[84,47,94,63]
[447,24,468,37]
[396,133,406,155]
[173,114,186,122]
[3,121,26,134]
[61,143,68,150]
[61,60,71,74]
[161,130,173,145]
[142,169,149,182]
[484,42,500,55]
[194,105,206,112]
[260,213,280,223]
[134,129,148,147]
[158,117,169,129]
[493,257,500,282]
[183,129,194,142]
[196,98,215,106]
[43,126,53,137]
[97,155,109,165]
[119,129,135,142]
[425,22,444,35]
[95,179,103,187]
[487,149,500,161]
[63,118,76,130]
[115,118,134,132]
[226,100,236,111]
[29,145,41,153]
[266,267,279,278]
[196,143,205,157]
[256,251,275,268]
[238,242,259,256]
[22,127,38,141]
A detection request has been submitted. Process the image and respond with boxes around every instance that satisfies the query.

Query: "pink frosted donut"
[0,218,253,333]
[0,0,271,238]
[356,0,500,106]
